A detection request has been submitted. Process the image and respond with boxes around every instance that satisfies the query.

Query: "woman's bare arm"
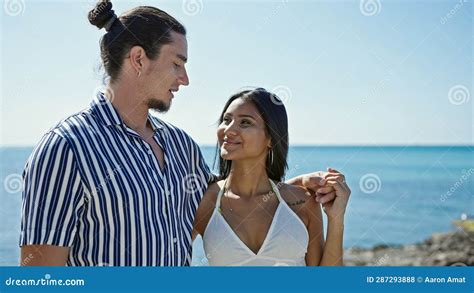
[304,194,344,266]
[303,196,325,266]
[317,168,350,266]
[319,218,344,266]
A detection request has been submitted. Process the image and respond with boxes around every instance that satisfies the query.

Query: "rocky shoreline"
[343,230,474,266]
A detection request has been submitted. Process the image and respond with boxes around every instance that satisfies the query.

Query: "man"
[20,1,341,266]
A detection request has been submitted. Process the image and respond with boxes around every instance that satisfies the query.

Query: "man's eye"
[174,63,181,68]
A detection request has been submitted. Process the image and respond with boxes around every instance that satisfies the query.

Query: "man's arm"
[285,175,304,186]
[21,245,69,266]
[286,170,336,202]
[20,131,84,266]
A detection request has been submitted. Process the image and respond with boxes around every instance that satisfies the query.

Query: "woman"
[193,88,351,266]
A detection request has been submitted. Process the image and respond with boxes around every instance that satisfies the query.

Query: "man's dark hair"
[88,0,186,82]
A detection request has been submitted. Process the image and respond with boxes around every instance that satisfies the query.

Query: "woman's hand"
[316,168,351,222]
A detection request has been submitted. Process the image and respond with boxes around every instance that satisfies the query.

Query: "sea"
[1,146,472,266]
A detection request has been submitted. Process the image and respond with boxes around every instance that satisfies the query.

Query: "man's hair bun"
[88,0,116,31]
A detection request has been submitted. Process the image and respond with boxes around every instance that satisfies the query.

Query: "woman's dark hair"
[88,0,186,82]
[216,88,289,182]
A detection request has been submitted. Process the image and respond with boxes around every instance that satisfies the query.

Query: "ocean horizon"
[1,145,472,266]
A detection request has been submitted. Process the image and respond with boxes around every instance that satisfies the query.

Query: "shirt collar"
[91,91,164,132]
[147,113,164,132]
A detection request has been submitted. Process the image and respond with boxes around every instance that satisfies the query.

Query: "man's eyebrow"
[177,54,187,63]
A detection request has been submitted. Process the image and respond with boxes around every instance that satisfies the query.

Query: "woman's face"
[217,98,271,162]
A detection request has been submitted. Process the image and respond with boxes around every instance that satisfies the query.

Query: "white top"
[203,180,309,266]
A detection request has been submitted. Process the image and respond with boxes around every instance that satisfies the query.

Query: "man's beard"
[147,98,171,113]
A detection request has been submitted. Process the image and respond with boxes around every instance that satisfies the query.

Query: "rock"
[344,231,473,266]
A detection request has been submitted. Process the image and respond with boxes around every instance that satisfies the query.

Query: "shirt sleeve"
[20,131,85,247]
[193,141,212,191]
[186,138,218,205]
[194,144,218,185]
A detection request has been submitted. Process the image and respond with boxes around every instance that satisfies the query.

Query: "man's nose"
[178,67,189,86]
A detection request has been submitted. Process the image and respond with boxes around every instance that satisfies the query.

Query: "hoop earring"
[268,149,274,166]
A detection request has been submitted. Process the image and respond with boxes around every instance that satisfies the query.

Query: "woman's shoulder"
[201,181,225,207]
[194,181,225,236]
[276,182,319,223]
[277,182,312,205]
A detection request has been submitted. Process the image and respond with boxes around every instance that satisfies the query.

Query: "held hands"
[301,168,351,222]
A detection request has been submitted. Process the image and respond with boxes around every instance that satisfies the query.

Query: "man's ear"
[129,46,146,74]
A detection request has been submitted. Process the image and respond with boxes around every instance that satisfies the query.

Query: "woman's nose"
[223,121,238,136]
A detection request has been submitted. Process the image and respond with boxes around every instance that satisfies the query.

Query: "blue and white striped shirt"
[20,92,211,266]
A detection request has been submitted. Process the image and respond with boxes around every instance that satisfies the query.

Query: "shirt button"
[173,238,178,243]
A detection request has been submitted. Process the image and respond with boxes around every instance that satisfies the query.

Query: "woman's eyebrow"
[223,113,256,119]
[237,114,256,119]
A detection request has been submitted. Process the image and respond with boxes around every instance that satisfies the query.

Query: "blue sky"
[1,0,472,146]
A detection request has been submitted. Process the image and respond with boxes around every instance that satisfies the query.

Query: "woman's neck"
[226,159,272,199]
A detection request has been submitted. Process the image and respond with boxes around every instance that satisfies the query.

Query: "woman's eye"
[222,117,231,124]
[241,120,252,127]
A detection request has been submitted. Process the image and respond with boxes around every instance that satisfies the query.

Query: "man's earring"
[137,71,141,78]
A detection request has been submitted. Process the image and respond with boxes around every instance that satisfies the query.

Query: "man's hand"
[287,168,349,206]
[299,170,336,204]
